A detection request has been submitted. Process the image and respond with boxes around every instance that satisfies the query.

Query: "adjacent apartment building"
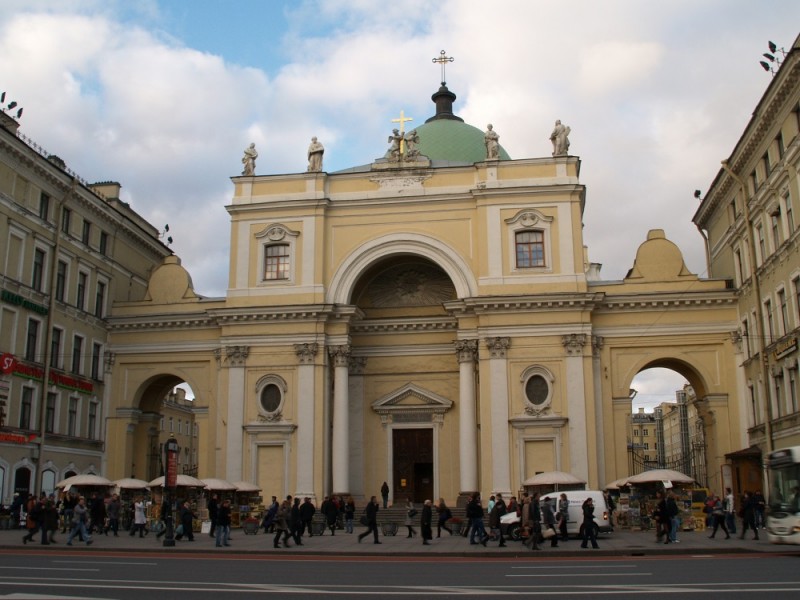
[0,109,171,502]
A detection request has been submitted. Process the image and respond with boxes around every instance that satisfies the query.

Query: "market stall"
[201,478,238,528]
[231,481,263,533]
[622,470,696,532]
[522,471,587,496]
[112,478,150,530]
[148,475,206,533]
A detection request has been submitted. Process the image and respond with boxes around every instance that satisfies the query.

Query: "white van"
[500,490,611,540]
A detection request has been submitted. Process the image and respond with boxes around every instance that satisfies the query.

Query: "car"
[500,490,611,541]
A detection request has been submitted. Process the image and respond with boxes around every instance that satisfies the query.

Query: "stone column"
[562,334,589,482]
[329,345,351,496]
[348,356,367,499]
[225,345,249,482]
[455,340,479,496]
[486,337,512,496]
[591,335,605,487]
[294,343,318,501]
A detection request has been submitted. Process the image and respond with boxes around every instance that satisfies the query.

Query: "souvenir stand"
[55,475,115,532]
[148,474,206,533]
[623,469,696,533]
[112,478,150,530]
[200,478,238,529]
[604,478,631,529]
[231,481,263,534]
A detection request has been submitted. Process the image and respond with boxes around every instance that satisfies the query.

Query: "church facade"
[105,85,743,505]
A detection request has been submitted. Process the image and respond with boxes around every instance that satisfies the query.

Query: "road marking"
[53,560,158,566]
[511,565,637,569]
[0,566,99,572]
[507,573,649,578]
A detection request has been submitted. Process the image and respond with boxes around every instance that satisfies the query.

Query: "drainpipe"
[719,161,774,455]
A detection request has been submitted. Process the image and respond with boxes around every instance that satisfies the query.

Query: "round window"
[260,384,282,413]
[525,374,549,406]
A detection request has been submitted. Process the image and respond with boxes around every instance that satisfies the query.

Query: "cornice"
[596,291,738,312]
[350,316,457,334]
[448,293,604,315]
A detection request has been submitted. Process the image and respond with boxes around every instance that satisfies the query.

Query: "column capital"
[328,344,351,367]
[562,333,586,356]
[591,335,604,358]
[485,336,510,359]
[225,345,249,367]
[349,356,367,375]
[294,343,319,364]
[454,339,478,363]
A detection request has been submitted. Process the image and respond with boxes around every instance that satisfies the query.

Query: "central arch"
[327,233,478,305]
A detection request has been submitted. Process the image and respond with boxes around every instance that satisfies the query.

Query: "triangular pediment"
[371,383,453,425]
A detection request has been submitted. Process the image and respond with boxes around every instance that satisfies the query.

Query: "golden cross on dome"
[432,49,454,85]
[391,109,413,153]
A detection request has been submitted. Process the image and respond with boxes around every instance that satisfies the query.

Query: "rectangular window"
[55,260,67,302]
[76,272,87,310]
[264,244,290,280]
[169,417,174,432]
[764,152,772,177]
[45,392,56,433]
[734,249,744,285]
[778,132,785,159]
[61,207,71,235]
[91,343,102,380]
[87,402,97,440]
[786,194,796,233]
[20,387,34,429]
[778,288,789,335]
[50,327,62,369]
[32,248,46,291]
[68,398,78,437]
[515,230,545,268]
[794,277,800,327]
[790,369,798,414]
[765,299,774,344]
[772,213,782,248]
[99,231,108,255]
[94,281,106,317]
[39,192,50,221]
[71,335,83,375]
[757,224,767,263]
[81,220,91,245]
[25,318,39,362]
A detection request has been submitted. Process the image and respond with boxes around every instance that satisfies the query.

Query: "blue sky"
[2,1,798,409]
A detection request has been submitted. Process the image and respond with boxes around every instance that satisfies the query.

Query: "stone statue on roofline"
[241,143,258,175]
[484,124,499,160]
[307,137,324,172]
[550,120,571,156]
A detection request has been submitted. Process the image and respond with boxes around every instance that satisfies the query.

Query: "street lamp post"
[163,435,178,547]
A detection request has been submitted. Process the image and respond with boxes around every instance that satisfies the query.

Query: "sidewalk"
[1,525,795,557]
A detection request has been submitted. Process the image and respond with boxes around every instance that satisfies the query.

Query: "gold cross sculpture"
[391,110,413,154]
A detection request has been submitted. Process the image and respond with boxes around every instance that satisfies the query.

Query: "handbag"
[408,509,418,518]
[175,524,184,535]
[359,515,369,526]
[542,527,556,539]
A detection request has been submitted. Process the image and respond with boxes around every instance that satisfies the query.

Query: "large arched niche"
[327,234,477,305]
[135,374,187,413]
[350,256,457,318]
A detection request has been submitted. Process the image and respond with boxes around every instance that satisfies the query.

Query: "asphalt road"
[0,552,799,599]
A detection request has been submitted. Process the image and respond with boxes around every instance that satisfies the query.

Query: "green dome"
[411,119,511,164]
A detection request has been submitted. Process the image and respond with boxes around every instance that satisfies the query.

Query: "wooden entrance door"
[393,428,433,503]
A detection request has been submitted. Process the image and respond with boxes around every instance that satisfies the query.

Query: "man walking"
[421,499,433,545]
[357,496,381,544]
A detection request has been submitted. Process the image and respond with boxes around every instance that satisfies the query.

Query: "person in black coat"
[299,497,316,537]
[580,498,599,549]
[207,494,219,538]
[175,500,195,541]
[357,496,381,544]
[420,499,433,545]
[290,497,303,545]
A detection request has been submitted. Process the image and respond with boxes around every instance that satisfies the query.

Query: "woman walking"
[558,493,570,541]
[708,495,731,539]
[129,496,147,538]
[404,497,418,538]
[541,496,559,548]
[344,496,356,534]
[580,498,599,549]
[436,498,453,537]
[273,500,292,548]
